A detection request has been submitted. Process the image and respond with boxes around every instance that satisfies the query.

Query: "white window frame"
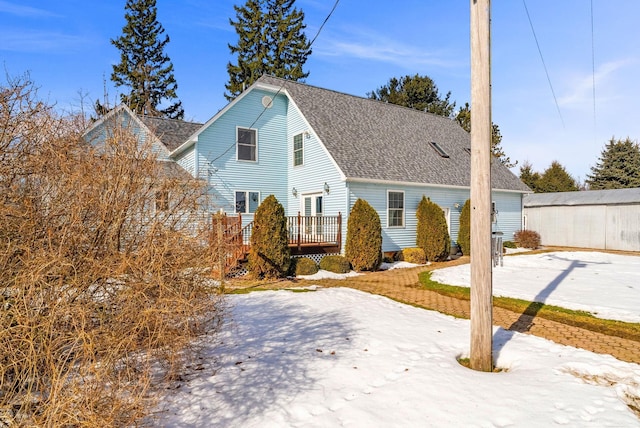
[293,133,304,167]
[387,190,405,228]
[235,190,260,214]
[236,127,257,162]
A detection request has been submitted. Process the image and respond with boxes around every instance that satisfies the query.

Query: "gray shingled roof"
[257,75,530,192]
[524,188,640,207]
[140,116,202,151]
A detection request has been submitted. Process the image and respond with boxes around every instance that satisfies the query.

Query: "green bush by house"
[400,247,426,264]
[503,240,517,249]
[457,199,471,255]
[319,255,351,273]
[248,195,291,279]
[294,257,319,275]
[345,198,382,271]
[416,196,450,262]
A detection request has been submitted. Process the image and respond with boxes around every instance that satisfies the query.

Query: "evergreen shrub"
[345,199,382,271]
[416,196,450,262]
[514,229,541,249]
[457,199,471,255]
[401,247,426,264]
[319,255,351,273]
[503,240,517,249]
[248,195,291,279]
[294,257,318,276]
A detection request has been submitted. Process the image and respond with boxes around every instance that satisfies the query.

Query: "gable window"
[237,127,257,161]
[387,191,404,227]
[235,191,260,213]
[293,133,303,166]
[155,190,169,212]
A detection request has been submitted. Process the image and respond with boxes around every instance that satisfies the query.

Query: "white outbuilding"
[523,188,640,251]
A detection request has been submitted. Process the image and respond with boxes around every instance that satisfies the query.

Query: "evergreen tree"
[226,0,311,100]
[586,137,640,189]
[456,102,516,168]
[536,161,579,193]
[519,160,541,192]
[110,0,184,119]
[368,74,456,117]
[416,196,450,262]
[457,199,471,256]
[248,195,291,279]
[345,199,382,271]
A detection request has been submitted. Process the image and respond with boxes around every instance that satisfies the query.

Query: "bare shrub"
[0,74,222,426]
[514,229,541,249]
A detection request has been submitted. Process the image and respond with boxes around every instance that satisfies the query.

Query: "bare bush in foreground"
[0,74,222,426]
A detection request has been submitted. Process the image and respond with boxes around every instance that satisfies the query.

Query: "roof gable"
[255,75,530,192]
[139,115,202,152]
[83,104,202,153]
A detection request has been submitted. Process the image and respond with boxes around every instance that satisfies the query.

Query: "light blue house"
[169,75,530,255]
[86,76,530,256]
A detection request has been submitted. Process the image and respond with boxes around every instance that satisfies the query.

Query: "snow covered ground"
[153,251,640,427]
[431,251,640,323]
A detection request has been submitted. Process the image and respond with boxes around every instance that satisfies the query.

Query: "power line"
[590,0,597,142]
[522,0,565,128]
[208,0,340,166]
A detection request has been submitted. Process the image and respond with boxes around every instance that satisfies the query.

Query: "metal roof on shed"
[524,188,640,207]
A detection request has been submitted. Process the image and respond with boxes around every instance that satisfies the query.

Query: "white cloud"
[314,27,465,70]
[558,59,634,108]
[0,1,59,18]
[0,30,89,53]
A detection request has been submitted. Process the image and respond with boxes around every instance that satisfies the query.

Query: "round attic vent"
[261,96,273,108]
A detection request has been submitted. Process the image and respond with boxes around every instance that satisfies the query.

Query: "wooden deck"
[211,213,342,273]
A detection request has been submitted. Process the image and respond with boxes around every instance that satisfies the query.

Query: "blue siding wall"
[193,89,289,224]
[286,101,344,218]
[175,147,195,176]
[346,182,524,253]
[492,191,525,242]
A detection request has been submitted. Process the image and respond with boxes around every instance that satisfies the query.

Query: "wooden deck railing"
[287,212,342,253]
[212,212,342,266]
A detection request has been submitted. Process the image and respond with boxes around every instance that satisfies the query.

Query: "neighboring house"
[169,75,530,254]
[524,188,640,251]
[83,104,203,212]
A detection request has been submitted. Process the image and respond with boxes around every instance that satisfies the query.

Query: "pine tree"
[586,137,640,190]
[226,0,311,100]
[519,160,541,192]
[456,103,516,168]
[368,74,456,117]
[536,161,579,193]
[111,0,184,119]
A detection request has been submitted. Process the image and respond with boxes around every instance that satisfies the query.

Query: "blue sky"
[1,1,639,182]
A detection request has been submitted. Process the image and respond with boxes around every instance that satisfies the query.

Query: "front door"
[303,193,323,238]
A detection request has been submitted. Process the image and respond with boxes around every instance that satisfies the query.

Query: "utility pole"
[470,0,493,372]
